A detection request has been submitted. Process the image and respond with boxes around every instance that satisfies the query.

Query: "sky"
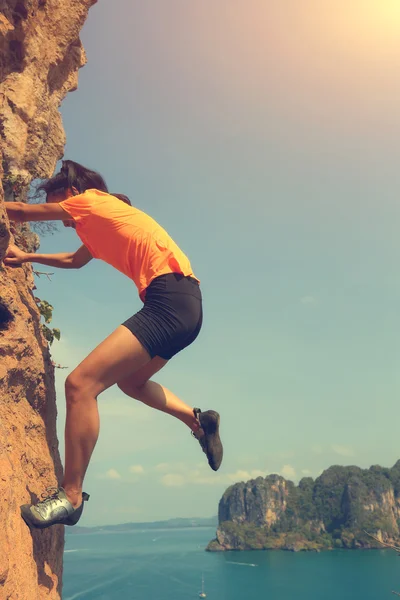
[33,0,400,526]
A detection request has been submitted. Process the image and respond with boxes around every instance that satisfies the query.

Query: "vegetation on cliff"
[207,462,400,552]
[0,1,96,597]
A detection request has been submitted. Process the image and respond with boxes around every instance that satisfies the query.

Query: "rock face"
[207,462,400,552]
[0,1,96,597]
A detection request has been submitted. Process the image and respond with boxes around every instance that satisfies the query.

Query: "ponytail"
[37,160,108,197]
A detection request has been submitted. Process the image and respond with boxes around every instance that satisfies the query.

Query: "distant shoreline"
[67,516,218,534]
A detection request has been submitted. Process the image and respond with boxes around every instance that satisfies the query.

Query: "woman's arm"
[4,202,67,222]
[3,244,93,269]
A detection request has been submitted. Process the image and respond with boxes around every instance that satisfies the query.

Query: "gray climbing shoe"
[20,487,90,529]
[193,408,223,471]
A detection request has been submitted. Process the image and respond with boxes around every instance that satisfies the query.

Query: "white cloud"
[155,463,170,472]
[227,469,267,483]
[161,474,185,487]
[129,465,144,474]
[155,462,189,473]
[97,465,145,483]
[331,444,354,457]
[280,464,296,479]
[300,295,317,305]
[159,466,268,487]
[100,468,122,480]
[301,469,312,476]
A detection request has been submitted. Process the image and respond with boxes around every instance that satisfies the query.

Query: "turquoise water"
[63,527,400,599]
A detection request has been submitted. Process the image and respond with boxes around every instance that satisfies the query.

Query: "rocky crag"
[207,461,400,552]
[0,1,96,597]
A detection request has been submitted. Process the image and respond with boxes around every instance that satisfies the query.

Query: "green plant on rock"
[3,172,26,200]
[35,297,61,346]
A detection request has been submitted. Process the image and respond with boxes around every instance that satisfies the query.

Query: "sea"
[63,527,400,600]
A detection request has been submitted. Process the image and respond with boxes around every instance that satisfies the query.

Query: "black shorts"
[122,273,203,360]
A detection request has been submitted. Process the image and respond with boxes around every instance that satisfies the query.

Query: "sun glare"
[356,0,400,34]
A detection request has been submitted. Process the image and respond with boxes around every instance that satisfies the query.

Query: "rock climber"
[3,160,223,529]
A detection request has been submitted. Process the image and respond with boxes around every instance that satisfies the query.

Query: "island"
[207,461,400,552]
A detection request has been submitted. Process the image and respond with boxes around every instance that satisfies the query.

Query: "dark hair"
[112,193,131,206]
[38,160,108,197]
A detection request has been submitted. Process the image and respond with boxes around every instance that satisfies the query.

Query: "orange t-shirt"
[59,190,198,300]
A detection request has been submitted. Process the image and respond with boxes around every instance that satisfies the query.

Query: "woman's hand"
[3,244,29,266]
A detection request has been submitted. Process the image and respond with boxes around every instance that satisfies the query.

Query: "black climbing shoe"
[20,487,90,529]
[193,408,223,471]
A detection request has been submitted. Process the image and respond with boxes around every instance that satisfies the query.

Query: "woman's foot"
[192,408,223,471]
[20,487,90,529]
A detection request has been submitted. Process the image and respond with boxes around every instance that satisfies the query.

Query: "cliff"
[0,1,96,597]
[207,461,400,552]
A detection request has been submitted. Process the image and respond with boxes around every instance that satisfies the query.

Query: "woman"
[3,160,223,529]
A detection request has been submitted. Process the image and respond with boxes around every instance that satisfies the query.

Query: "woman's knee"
[65,370,98,403]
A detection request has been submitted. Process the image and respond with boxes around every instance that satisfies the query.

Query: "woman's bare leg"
[118,360,223,472]
[61,326,152,507]
[117,359,199,431]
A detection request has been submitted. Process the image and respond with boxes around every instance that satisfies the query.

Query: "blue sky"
[34,0,400,526]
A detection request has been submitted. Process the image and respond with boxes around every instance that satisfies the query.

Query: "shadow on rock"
[24,487,64,596]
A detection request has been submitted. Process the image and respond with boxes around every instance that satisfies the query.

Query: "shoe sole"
[201,411,223,471]
[20,493,89,529]
[64,502,84,526]
[20,506,57,530]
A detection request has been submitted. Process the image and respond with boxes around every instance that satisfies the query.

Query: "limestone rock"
[207,463,400,552]
[218,474,289,527]
[0,0,96,597]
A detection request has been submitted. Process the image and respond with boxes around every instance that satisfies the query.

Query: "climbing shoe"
[20,487,90,529]
[193,408,223,471]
